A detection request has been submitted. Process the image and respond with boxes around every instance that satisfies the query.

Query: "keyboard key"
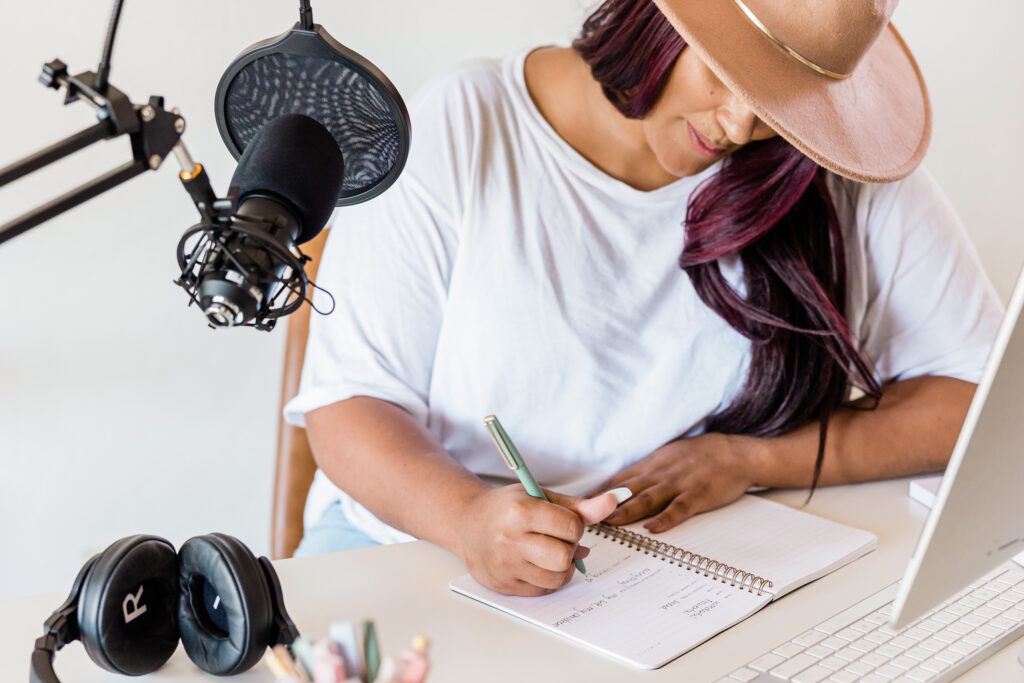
[773,641,806,658]
[806,644,834,659]
[904,666,933,681]
[749,653,785,672]
[850,619,875,633]
[859,652,890,668]
[904,646,931,661]
[905,627,932,641]
[972,606,1000,619]
[834,627,861,641]
[973,588,998,601]
[875,663,903,680]
[945,603,970,616]
[919,656,951,673]
[1003,607,1024,622]
[843,660,874,675]
[820,637,846,651]
[864,630,893,645]
[819,656,846,671]
[865,612,887,625]
[992,615,1018,630]
[931,611,957,624]
[957,596,983,609]
[947,620,972,635]
[889,636,917,650]
[917,637,944,652]
[875,644,903,658]
[792,665,832,683]
[826,671,858,682]
[976,624,1004,639]
[849,637,876,653]
[989,598,1014,611]
[948,639,979,655]
[834,647,862,662]
[934,648,965,665]
[858,674,889,683]
[963,632,991,647]
[916,618,942,632]
[727,668,759,682]
[794,630,828,647]
[889,655,917,670]
[769,652,819,679]
[933,627,959,643]
[960,614,986,627]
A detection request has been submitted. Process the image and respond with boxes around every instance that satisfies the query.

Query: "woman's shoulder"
[826,163,964,247]
[409,54,521,121]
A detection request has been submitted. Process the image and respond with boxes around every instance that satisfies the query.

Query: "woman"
[284,0,1002,597]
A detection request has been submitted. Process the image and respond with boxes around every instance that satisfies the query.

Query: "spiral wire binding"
[588,523,774,596]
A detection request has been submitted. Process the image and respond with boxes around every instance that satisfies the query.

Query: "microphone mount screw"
[175,118,185,134]
[149,154,161,170]
[140,105,155,122]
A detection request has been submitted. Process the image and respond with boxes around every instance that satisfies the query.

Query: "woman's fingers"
[603,482,674,525]
[643,493,703,532]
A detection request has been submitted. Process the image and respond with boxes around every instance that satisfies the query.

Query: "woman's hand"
[456,486,619,597]
[587,433,756,534]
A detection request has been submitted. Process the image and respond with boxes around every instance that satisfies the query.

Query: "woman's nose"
[716,96,760,146]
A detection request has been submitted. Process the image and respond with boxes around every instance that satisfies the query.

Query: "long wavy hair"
[572,0,881,490]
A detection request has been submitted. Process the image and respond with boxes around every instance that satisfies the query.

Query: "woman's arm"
[589,375,975,533]
[305,396,617,596]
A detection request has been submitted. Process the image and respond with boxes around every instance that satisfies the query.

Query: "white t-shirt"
[284,49,1004,545]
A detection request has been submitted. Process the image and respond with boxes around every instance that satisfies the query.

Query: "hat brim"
[654,0,931,183]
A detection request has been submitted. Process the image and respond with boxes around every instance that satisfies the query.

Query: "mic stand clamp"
[0,58,186,245]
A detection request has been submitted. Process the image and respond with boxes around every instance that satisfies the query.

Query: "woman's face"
[641,46,778,177]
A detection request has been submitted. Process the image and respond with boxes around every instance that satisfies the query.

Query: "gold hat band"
[730,0,852,80]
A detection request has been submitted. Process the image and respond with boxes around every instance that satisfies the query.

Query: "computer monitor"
[891,267,1024,629]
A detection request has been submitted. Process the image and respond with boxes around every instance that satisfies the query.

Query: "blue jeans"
[293,501,382,557]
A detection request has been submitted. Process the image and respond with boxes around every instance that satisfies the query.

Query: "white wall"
[0,0,1020,600]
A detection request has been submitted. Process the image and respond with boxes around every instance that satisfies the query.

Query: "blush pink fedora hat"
[654,0,931,183]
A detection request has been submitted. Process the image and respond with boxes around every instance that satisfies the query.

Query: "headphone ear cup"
[177,533,274,675]
[76,535,179,675]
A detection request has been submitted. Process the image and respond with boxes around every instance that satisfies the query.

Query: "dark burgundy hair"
[573,0,881,489]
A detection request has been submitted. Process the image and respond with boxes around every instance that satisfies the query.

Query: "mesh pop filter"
[214,4,410,206]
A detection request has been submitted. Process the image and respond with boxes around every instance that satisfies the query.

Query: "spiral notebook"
[449,494,876,669]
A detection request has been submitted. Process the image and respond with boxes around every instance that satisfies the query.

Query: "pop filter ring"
[214,23,411,207]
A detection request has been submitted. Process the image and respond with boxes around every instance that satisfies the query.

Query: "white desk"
[3,478,1023,682]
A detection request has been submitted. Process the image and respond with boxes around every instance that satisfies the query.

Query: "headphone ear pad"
[177,533,274,675]
[76,535,179,675]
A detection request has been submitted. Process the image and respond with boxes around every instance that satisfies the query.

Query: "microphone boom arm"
[0,59,187,245]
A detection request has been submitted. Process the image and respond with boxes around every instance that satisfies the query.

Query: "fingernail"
[601,487,633,504]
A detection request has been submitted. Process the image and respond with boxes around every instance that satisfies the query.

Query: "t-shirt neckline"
[506,46,725,204]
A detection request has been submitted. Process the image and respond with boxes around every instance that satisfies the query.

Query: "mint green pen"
[484,414,586,575]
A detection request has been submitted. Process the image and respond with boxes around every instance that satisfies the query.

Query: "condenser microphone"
[174,114,343,330]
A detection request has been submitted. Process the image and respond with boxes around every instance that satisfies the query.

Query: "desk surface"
[4,478,1023,682]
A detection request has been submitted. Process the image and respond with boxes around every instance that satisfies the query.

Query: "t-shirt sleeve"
[851,164,1004,386]
[282,67,482,428]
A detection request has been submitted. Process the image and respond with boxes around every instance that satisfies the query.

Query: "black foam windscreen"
[216,23,410,207]
[229,113,344,245]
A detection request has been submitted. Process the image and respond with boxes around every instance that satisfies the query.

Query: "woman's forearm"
[741,375,976,488]
[304,396,490,554]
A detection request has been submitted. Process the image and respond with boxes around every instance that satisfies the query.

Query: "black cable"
[298,0,314,30]
[94,0,126,93]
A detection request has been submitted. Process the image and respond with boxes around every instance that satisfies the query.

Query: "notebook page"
[449,528,769,669]
[619,494,876,598]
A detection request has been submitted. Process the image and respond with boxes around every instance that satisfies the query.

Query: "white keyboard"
[720,563,1024,683]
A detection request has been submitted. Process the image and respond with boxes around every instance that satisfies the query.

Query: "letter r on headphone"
[123,585,148,624]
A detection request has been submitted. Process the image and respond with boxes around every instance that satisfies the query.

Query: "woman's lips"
[688,122,725,157]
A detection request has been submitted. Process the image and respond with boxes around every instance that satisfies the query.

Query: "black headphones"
[30,533,299,682]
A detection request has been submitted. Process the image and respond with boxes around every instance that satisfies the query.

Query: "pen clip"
[484,415,519,470]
